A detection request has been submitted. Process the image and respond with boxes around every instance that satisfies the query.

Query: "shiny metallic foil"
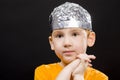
[49,2,92,31]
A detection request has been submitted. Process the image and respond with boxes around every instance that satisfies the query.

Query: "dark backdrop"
[0,0,119,80]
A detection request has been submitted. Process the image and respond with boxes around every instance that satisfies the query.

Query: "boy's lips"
[63,50,75,54]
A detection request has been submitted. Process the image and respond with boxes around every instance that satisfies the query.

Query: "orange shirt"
[34,63,108,80]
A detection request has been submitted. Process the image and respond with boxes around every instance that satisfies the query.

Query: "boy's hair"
[49,2,92,32]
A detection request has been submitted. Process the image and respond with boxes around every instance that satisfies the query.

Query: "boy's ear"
[48,36,54,50]
[87,32,96,47]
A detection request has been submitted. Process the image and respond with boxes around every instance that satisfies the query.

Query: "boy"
[34,2,108,80]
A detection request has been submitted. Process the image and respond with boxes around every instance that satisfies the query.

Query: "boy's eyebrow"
[52,30,63,34]
[52,27,86,34]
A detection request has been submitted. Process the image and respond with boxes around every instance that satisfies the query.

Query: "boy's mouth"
[63,50,75,55]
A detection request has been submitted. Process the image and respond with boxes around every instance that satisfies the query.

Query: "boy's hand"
[72,53,96,79]
[56,59,81,80]
[56,53,96,80]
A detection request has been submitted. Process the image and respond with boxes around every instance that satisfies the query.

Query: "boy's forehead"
[52,27,85,33]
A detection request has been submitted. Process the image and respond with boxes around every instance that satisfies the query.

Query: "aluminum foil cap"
[49,2,92,31]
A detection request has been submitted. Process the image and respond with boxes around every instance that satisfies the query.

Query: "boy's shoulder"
[35,62,62,71]
[35,62,62,79]
[85,67,108,80]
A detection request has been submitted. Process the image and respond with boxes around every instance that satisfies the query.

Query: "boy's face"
[49,27,95,65]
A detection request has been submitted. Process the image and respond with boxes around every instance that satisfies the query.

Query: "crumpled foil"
[49,2,92,31]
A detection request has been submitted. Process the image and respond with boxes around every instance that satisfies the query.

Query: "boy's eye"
[72,33,79,36]
[56,34,63,38]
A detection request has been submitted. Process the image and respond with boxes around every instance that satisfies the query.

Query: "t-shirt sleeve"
[34,65,51,80]
[85,67,108,80]
[94,71,108,80]
[90,68,108,80]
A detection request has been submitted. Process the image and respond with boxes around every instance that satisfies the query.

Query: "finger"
[77,54,92,62]
[81,60,93,68]
[84,55,96,63]
[85,59,91,63]
[88,55,96,60]
[88,63,92,67]
[80,59,89,70]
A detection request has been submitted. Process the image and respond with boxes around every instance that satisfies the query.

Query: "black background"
[0,0,120,80]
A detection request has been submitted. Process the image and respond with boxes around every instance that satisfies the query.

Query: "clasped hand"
[56,53,96,80]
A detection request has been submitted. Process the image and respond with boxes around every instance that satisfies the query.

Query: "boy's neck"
[59,61,67,67]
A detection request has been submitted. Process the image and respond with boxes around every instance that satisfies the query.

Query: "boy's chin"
[63,58,76,64]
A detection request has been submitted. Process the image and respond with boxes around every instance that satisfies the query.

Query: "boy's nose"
[63,37,72,48]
